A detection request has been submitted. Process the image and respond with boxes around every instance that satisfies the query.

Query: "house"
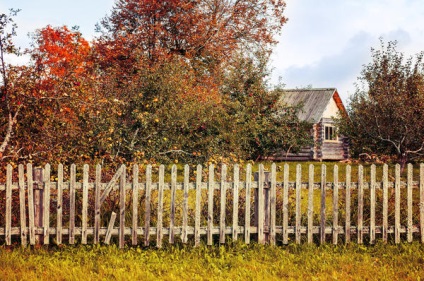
[272,88,349,161]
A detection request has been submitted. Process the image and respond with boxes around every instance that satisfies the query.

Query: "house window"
[324,125,337,141]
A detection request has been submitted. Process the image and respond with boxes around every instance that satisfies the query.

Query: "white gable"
[322,96,340,119]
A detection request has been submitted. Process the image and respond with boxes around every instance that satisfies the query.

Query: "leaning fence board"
[370,165,376,244]
[132,164,139,246]
[295,164,302,244]
[195,165,202,247]
[104,212,117,245]
[82,164,89,244]
[333,165,339,245]
[6,165,12,245]
[27,164,35,245]
[119,165,126,249]
[307,164,314,244]
[69,164,76,244]
[56,164,63,245]
[357,165,364,244]
[220,165,227,244]
[157,165,165,248]
[407,164,413,243]
[245,164,252,244]
[19,164,27,246]
[99,165,125,205]
[207,164,214,245]
[169,165,177,244]
[144,165,152,246]
[395,164,401,244]
[283,164,289,244]
[382,164,388,243]
[182,165,189,244]
[345,165,351,243]
[320,164,327,244]
[232,165,240,241]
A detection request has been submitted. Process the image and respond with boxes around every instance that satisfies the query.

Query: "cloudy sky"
[2,0,424,103]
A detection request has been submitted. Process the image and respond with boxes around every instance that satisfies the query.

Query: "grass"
[1,242,424,280]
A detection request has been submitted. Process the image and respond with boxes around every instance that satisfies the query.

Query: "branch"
[0,106,20,155]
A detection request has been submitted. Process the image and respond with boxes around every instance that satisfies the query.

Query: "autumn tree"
[338,40,424,166]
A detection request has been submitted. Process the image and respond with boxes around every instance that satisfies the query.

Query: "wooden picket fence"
[1,163,424,248]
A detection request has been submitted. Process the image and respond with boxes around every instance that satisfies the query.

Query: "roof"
[279,88,346,123]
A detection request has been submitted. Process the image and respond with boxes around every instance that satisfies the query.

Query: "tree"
[338,40,424,166]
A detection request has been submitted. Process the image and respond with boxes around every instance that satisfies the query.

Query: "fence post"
[254,168,271,244]
[33,167,44,245]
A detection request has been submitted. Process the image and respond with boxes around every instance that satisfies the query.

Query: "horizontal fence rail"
[0,163,423,248]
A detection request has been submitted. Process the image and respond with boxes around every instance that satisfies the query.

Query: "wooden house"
[271,88,349,161]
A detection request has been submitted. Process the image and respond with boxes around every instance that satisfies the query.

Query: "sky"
[2,0,424,103]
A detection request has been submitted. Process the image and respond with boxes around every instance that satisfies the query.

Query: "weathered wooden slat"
[220,164,227,244]
[169,164,177,244]
[195,165,202,246]
[320,164,327,244]
[82,164,89,244]
[345,165,351,243]
[333,165,339,245]
[157,165,164,248]
[94,164,101,244]
[132,164,139,246]
[295,164,302,244]
[420,163,424,243]
[119,165,126,249]
[207,164,214,245]
[182,165,189,243]
[370,164,376,244]
[99,165,125,205]
[270,163,277,246]
[245,164,252,244]
[56,164,63,245]
[144,165,152,246]
[69,164,76,244]
[19,164,27,246]
[232,165,240,241]
[27,163,35,245]
[395,164,401,244]
[357,165,364,244]
[6,165,12,245]
[283,163,289,244]
[43,164,51,245]
[382,164,388,243]
[104,212,117,245]
[307,164,314,244]
[257,164,265,244]
[407,163,413,243]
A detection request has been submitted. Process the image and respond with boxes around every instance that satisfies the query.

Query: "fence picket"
[182,165,189,244]
[132,164,139,245]
[119,165,126,249]
[245,164,252,244]
[27,163,35,245]
[195,165,202,246]
[43,164,51,245]
[207,164,214,245]
[358,165,364,244]
[283,164,289,244]
[157,165,164,248]
[94,164,101,244]
[82,164,89,244]
[19,164,27,246]
[407,163,413,243]
[345,165,351,244]
[395,164,401,244]
[370,164,376,244]
[104,212,116,245]
[57,164,63,245]
[333,165,339,245]
[232,165,240,241]
[169,165,177,244]
[220,164,227,244]
[6,165,12,245]
[382,164,388,243]
[307,164,314,244]
[320,164,327,244]
[144,165,152,246]
[69,164,76,244]
[421,164,424,244]
[258,164,265,244]
[270,163,276,246]
[295,164,302,244]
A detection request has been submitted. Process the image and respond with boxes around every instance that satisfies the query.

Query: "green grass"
[1,242,424,280]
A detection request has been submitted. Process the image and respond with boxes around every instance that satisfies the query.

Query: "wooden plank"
[19,164,27,246]
[56,164,63,245]
[357,165,364,244]
[245,164,252,244]
[258,164,265,244]
[104,212,117,245]
[370,164,376,244]
[219,164,227,244]
[232,164,240,241]
[295,164,302,244]
[333,165,339,245]
[144,165,152,246]
[283,163,289,244]
[270,163,276,246]
[82,164,89,244]
[132,164,139,245]
[94,164,101,244]
[345,165,351,244]
[420,163,424,243]
[207,164,214,245]
[27,163,35,245]
[157,165,164,248]
[33,167,43,245]
[99,165,125,205]
[307,164,314,244]
[195,165,202,247]
[169,164,177,244]
[69,164,76,244]
[43,164,51,245]
[6,164,12,245]
[395,164,401,244]
[382,164,389,243]
[407,163,413,243]
[119,165,126,249]
[320,164,327,244]
[182,164,189,243]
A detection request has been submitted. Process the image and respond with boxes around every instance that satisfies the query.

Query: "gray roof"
[279,88,338,123]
